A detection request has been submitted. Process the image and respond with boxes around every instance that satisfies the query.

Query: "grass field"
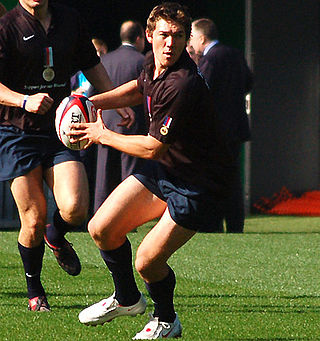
[1,215,320,340]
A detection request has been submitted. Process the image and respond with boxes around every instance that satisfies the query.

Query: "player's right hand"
[69,109,106,147]
[24,93,54,115]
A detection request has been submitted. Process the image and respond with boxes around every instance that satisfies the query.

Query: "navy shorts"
[0,126,81,181]
[134,160,225,232]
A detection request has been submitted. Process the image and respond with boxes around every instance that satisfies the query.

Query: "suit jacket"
[198,43,253,143]
[100,44,146,133]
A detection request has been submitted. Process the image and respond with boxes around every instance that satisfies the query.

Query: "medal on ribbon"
[160,116,172,136]
[43,47,55,82]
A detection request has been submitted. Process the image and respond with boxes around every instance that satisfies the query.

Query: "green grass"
[1,215,320,340]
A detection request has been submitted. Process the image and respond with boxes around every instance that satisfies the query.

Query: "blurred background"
[1,0,319,227]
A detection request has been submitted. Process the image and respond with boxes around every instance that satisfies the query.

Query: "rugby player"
[0,0,133,312]
[71,2,236,338]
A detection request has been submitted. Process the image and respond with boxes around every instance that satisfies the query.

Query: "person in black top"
[72,2,236,339]
[190,18,253,233]
[0,0,134,312]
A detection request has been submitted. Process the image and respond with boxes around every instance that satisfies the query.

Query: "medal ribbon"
[163,116,172,128]
[147,96,152,122]
[44,47,53,68]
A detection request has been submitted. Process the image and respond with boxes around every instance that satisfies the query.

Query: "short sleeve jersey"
[0,2,99,132]
[137,50,237,194]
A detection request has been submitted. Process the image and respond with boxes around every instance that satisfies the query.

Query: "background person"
[94,20,147,212]
[0,0,133,312]
[189,18,253,233]
[71,2,238,338]
[91,37,108,57]
[186,39,199,64]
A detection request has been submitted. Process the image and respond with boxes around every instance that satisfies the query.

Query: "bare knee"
[59,199,88,226]
[19,214,47,246]
[87,217,114,247]
[135,248,156,280]
[87,218,102,242]
[87,217,126,250]
[135,246,170,282]
[135,255,149,279]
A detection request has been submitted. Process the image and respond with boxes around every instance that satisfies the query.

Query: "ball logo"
[71,112,81,123]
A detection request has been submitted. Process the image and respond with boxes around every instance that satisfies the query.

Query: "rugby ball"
[55,94,96,150]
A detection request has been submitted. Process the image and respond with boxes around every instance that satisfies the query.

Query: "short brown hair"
[147,2,191,40]
[120,21,144,44]
[192,18,218,40]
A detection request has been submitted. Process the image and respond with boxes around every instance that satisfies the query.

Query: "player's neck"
[153,62,167,80]
[20,1,50,29]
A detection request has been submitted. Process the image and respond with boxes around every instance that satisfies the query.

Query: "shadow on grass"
[214,337,310,341]
[3,291,319,313]
[244,232,320,235]
[0,290,155,311]
[176,293,320,299]
[174,293,320,313]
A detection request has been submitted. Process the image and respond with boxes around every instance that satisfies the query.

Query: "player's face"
[147,19,187,75]
[19,0,48,11]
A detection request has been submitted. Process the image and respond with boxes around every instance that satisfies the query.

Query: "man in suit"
[189,18,253,233]
[94,21,146,212]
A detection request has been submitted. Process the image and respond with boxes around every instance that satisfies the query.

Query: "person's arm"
[0,82,53,114]
[70,109,169,160]
[90,79,143,110]
[82,62,113,93]
[84,63,140,128]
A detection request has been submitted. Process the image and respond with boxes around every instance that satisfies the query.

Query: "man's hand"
[68,109,107,148]
[116,107,135,128]
[24,93,54,114]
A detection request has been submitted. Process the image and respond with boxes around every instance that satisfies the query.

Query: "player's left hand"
[116,107,135,128]
[68,109,107,148]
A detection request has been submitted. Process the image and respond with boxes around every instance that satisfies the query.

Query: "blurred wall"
[250,0,320,205]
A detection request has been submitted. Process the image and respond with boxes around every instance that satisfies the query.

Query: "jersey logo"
[23,34,35,41]
[160,116,172,136]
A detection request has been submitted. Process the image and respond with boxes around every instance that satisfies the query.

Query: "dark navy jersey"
[0,2,99,132]
[137,50,237,194]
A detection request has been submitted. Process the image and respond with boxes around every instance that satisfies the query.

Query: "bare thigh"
[10,165,47,247]
[135,208,196,283]
[44,160,89,225]
[88,175,167,250]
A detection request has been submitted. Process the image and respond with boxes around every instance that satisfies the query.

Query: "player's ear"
[146,29,153,43]
[200,34,206,46]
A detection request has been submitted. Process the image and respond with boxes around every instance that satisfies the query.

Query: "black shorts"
[134,160,225,232]
[0,126,81,181]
